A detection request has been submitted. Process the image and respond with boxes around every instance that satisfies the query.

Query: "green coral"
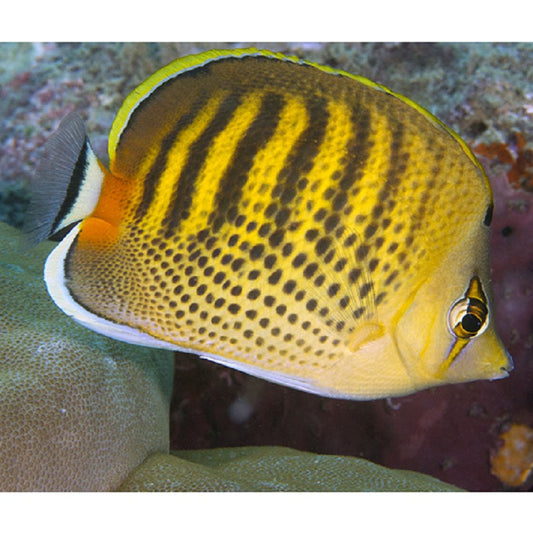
[0,222,174,491]
[0,221,460,491]
[120,446,461,491]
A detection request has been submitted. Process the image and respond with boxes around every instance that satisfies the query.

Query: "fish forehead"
[68,53,490,377]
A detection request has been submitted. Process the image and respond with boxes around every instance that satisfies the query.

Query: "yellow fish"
[27,48,513,399]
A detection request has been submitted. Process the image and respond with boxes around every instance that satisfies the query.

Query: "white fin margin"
[44,224,179,351]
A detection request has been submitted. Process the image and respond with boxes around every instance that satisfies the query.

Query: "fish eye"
[448,296,488,339]
[461,312,482,333]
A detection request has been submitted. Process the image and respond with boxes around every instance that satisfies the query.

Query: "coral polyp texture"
[119,447,460,491]
[0,222,174,490]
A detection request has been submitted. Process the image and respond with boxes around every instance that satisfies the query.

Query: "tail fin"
[24,112,106,245]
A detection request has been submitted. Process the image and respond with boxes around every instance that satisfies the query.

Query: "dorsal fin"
[24,112,106,245]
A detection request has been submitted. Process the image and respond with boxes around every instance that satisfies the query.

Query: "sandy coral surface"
[0,222,174,490]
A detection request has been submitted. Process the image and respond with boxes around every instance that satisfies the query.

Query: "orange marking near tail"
[90,169,136,228]
[78,217,120,249]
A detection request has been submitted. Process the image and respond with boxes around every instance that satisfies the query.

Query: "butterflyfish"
[26,48,513,399]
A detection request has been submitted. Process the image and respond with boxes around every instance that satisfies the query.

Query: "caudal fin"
[24,112,106,245]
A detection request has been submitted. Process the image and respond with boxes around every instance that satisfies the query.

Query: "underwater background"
[1,42,532,491]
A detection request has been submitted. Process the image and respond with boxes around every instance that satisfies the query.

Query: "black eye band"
[442,278,490,373]
[448,278,489,340]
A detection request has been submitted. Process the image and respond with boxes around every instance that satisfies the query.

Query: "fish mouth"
[489,354,514,380]
[493,362,514,380]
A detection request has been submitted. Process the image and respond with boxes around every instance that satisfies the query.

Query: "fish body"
[27,48,513,399]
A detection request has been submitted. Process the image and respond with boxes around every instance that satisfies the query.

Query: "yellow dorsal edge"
[108,47,491,200]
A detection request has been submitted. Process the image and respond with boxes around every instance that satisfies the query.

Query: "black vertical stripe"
[335,105,372,194]
[403,176,435,252]
[208,92,286,232]
[269,95,330,215]
[162,92,243,234]
[51,138,89,234]
[133,93,209,221]
[374,119,407,212]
